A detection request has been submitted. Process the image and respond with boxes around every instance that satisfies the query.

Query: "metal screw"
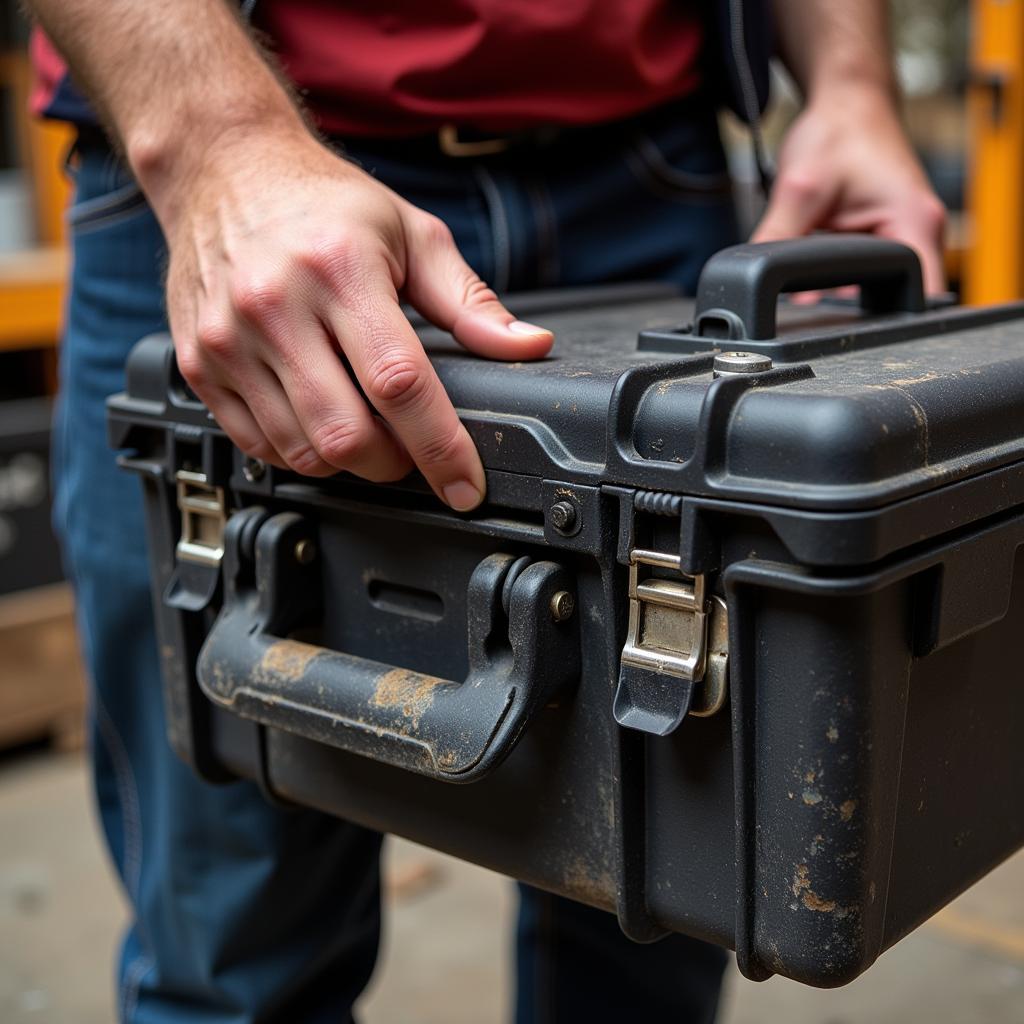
[550,590,575,622]
[243,457,266,483]
[549,500,578,534]
[294,538,316,565]
[712,351,774,378]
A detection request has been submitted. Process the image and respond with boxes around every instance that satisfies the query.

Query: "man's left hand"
[752,86,947,294]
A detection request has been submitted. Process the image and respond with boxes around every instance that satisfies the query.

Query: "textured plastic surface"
[107,239,1024,988]
[693,234,925,341]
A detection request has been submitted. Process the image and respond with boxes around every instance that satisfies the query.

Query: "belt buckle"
[438,124,512,158]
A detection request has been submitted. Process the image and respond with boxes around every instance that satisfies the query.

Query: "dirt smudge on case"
[372,668,448,729]
[260,639,321,682]
[792,863,838,914]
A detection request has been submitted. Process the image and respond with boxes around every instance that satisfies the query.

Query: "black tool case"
[107,236,1024,988]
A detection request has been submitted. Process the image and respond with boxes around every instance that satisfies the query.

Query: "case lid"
[108,237,1024,565]
[418,237,1024,514]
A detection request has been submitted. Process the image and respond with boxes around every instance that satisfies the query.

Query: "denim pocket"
[66,145,150,235]
[67,178,148,234]
[625,115,733,205]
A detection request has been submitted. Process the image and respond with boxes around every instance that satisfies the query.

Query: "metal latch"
[614,548,728,735]
[175,469,226,566]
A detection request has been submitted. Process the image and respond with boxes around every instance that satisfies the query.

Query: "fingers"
[751,174,833,303]
[169,192,546,505]
[175,344,287,470]
[880,197,947,295]
[402,212,554,361]
[174,249,483,504]
[257,317,415,482]
[200,384,287,469]
[752,174,947,297]
[323,290,487,510]
[217,359,339,478]
[751,174,837,244]
[175,300,414,481]
[171,315,294,470]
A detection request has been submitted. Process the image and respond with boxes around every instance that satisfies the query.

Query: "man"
[27,1,944,1020]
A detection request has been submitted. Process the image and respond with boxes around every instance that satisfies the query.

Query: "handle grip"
[694,234,925,341]
[197,511,579,783]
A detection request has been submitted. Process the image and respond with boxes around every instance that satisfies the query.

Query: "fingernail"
[508,320,551,337]
[442,479,483,512]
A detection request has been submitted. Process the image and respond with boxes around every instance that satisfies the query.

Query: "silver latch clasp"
[622,548,708,682]
[175,469,226,566]
[615,548,728,733]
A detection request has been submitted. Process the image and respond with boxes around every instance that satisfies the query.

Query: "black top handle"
[693,234,926,341]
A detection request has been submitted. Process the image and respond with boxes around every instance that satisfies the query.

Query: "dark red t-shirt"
[33,1,702,135]
[257,0,702,135]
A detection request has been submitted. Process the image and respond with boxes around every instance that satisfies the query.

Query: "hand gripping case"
[106,236,1024,987]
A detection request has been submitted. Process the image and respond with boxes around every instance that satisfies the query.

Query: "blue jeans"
[54,100,737,1023]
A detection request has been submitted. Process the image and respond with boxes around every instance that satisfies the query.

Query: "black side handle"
[196,510,580,783]
[694,234,926,341]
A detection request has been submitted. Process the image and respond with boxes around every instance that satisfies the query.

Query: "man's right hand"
[147,127,553,511]
[26,0,551,510]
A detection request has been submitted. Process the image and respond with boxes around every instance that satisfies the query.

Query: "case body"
[107,239,1024,987]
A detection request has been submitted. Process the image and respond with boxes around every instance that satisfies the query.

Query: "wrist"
[802,73,901,118]
[127,104,311,229]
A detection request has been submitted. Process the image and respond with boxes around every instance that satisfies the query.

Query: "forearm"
[757,0,945,291]
[24,0,309,220]
[772,0,898,104]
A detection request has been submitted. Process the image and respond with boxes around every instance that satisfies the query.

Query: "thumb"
[751,176,836,243]
[402,212,553,361]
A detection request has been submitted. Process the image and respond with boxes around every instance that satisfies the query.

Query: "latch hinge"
[614,548,728,735]
[175,469,226,567]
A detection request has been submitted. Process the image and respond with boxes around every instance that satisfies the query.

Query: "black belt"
[74,92,711,164]
[337,93,713,162]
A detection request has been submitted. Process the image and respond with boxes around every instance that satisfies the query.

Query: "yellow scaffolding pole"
[965,0,1024,303]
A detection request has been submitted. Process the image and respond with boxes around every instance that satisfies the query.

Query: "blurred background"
[2,0,1024,1020]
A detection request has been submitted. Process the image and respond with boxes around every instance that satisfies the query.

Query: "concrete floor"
[2,747,1023,1023]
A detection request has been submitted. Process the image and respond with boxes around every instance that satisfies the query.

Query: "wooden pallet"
[0,583,86,751]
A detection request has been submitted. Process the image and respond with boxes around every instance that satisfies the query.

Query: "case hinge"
[614,548,728,735]
[175,469,226,567]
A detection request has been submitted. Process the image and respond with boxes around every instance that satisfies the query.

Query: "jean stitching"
[624,147,733,208]
[630,132,732,191]
[92,686,157,1017]
[526,180,560,288]
[472,165,511,292]
[67,181,145,228]
[91,693,145,905]
[462,171,495,284]
[71,199,151,237]
[120,953,155,1022]
[52,382,74,551]
[74,584,154,1013]
[469,204,494,284]
[101,149,121,193]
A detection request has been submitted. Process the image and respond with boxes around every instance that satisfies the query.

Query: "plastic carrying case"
[107,236,1024,988]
